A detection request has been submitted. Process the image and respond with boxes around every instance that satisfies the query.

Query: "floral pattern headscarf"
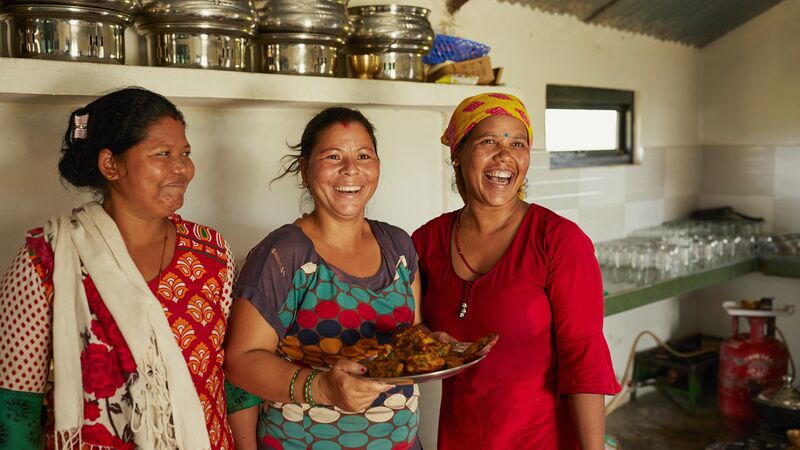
[441,92,533,157]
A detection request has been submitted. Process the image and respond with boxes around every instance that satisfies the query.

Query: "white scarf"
[46,201,210,450]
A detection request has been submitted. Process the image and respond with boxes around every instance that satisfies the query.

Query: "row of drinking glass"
[596,220,768,286]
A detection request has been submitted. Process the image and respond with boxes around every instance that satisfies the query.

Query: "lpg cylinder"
[718,299,793,431]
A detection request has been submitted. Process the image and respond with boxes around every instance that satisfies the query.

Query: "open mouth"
[483,170,515,186]
[334,185,364,195]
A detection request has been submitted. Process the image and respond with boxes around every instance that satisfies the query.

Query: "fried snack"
[462,333,497,363]
[366,327,494,378]
[443,354,465,369]
[405,349,445,374]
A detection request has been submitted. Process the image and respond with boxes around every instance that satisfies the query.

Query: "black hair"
[273,107,378,185]
[58,87,185,191]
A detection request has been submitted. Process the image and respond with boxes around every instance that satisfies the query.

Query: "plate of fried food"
[362,326,496,384]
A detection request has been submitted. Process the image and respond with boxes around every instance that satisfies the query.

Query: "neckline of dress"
[289,219,393,291]
[447,203,534,284]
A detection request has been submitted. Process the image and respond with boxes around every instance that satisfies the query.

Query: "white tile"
[624,199,665,235]
[625,147,665,201]
[578,166,626,207]
[774,146,800,199]
[663,195,698,221]
[774,197,800,233]
[578,203,626,242]
[665,146,702,197]
[699,195,775,232]
[701,146,775,196]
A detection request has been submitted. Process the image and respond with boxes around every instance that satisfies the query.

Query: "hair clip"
[73,113,89,140]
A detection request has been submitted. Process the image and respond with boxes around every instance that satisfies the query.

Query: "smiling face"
[101,116,194,219]
[301,121,380,221]
[454,115,530,207]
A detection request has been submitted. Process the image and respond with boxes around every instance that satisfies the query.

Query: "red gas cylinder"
[718,299,793,431]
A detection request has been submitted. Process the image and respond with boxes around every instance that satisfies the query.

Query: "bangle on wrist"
[289,367,302,404]
[304,369,321,407]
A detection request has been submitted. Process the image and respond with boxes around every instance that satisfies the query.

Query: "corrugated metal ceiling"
[500,0,784,47]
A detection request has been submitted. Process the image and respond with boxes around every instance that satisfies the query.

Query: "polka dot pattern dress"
[233,221,421,450]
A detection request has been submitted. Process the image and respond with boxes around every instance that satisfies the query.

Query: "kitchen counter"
[604,255,800,316]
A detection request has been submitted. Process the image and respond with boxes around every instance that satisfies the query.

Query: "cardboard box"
[427,56,495,85]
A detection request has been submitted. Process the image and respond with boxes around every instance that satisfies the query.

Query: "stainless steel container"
[255,0,349,76]
[257,0,350,36]
[0,1,140,63]
[347,4,433,47]
[343,5,433,81]
[137,0,258,71]
[259,32,343,76]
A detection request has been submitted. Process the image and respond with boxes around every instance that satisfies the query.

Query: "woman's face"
[302,121,380,221]
[103,116,194,218]
[455,115,530,207]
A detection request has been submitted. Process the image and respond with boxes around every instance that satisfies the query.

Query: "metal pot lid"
[257,0,350,37]
[138,0,258,36]
[755,376,800,411]
[0,3,137,23]
[347,4,429,17]
[0,0,141,14]
[258,31,345,46]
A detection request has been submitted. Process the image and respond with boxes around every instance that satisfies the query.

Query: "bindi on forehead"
[338,120,351,128]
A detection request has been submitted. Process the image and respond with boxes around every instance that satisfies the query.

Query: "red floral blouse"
[0,215,235,449]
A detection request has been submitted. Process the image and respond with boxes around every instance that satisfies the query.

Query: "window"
[545,85,634,168]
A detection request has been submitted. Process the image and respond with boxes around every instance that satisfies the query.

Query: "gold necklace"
[454,208,483,277]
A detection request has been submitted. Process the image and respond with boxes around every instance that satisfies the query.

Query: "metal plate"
[361,342,487,385]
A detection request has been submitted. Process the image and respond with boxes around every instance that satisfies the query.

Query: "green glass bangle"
[304,369,321,407]
[289,367,302,404]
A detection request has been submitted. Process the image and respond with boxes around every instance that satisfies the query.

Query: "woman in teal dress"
[224,107,423,450]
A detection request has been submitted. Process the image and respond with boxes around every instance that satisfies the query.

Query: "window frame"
[545,84,634,168]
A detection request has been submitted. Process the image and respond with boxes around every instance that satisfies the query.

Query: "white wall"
[693,0,800,378]
[700,0,800,233]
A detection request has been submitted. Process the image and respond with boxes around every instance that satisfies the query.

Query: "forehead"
[472,115,527,136]
[141,116,186,141]
[314,121,373,149]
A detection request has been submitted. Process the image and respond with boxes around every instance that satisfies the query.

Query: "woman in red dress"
[412,93,621,449]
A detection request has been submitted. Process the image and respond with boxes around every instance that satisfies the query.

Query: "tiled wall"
[699,146,800,233]
[528,146,702,243]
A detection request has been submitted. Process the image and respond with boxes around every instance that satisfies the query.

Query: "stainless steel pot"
[259,32,343,76]
[753,375,800,430]
[347,4,433,50]
[137,0,258,70]
[342,41,428,81]
[257,0,350,37]
[0,0,140,14]
[0,2,139,63]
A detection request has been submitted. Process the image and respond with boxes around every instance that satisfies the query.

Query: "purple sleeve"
[232,226,315,338]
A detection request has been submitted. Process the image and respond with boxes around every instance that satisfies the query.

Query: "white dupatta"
[46,201,210,450]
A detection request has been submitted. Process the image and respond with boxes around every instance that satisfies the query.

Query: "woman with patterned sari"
[0,88,235,449]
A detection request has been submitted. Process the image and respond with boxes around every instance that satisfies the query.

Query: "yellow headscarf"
[442,92,532,200]
[441,92,532,157]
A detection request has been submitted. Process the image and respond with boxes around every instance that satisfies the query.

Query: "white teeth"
[485,170,513,179]
[334,185,362,193]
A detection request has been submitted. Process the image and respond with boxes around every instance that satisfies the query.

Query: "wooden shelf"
[0,57,517,108]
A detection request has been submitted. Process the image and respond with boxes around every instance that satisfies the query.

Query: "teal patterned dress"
[229,221,422,450]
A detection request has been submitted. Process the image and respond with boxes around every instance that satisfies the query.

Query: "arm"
[227,405,259,450]
[545,223,619,449]
[224,298,393,412]
[569,394,606,450]
[0,244,53,449]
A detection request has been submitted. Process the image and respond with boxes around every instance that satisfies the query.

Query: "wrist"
[313,370,333,406]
